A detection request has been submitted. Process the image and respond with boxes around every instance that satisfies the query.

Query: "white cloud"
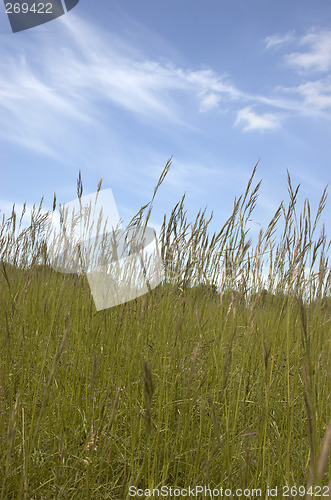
[292,79,331,111]
[285,29,331,73]
[278,76,331,116]
[260,29,331,118]
[1,16,331,168]
[264,31,295,50]
[0,15,245,158]
[199,92,222,112]
[235,107,281,132]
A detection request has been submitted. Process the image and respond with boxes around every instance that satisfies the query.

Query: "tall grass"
[0,159,330,499]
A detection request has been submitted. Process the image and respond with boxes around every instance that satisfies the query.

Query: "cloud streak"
[0,14,246,158]
[264,31,295,50]
[235,107,281,132]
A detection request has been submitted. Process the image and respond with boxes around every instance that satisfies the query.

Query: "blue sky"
[0,0,330,248]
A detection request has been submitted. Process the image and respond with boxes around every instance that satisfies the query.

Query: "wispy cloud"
[234,107,281,132]
[199,92,222,112]
[1,15,331,170]
[285,29,331,73]
[0,14,244,160]
[296,78,331,110]
[264,31,295,50]
[261,28,331,119]
[264,29,331,73]
[279,77,331,115]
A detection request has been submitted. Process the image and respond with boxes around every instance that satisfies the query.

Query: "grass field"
[0,161,330,499]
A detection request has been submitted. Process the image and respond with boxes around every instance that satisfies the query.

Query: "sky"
[0,0,330,255]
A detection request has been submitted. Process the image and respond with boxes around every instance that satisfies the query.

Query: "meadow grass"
[0,160,330,499]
